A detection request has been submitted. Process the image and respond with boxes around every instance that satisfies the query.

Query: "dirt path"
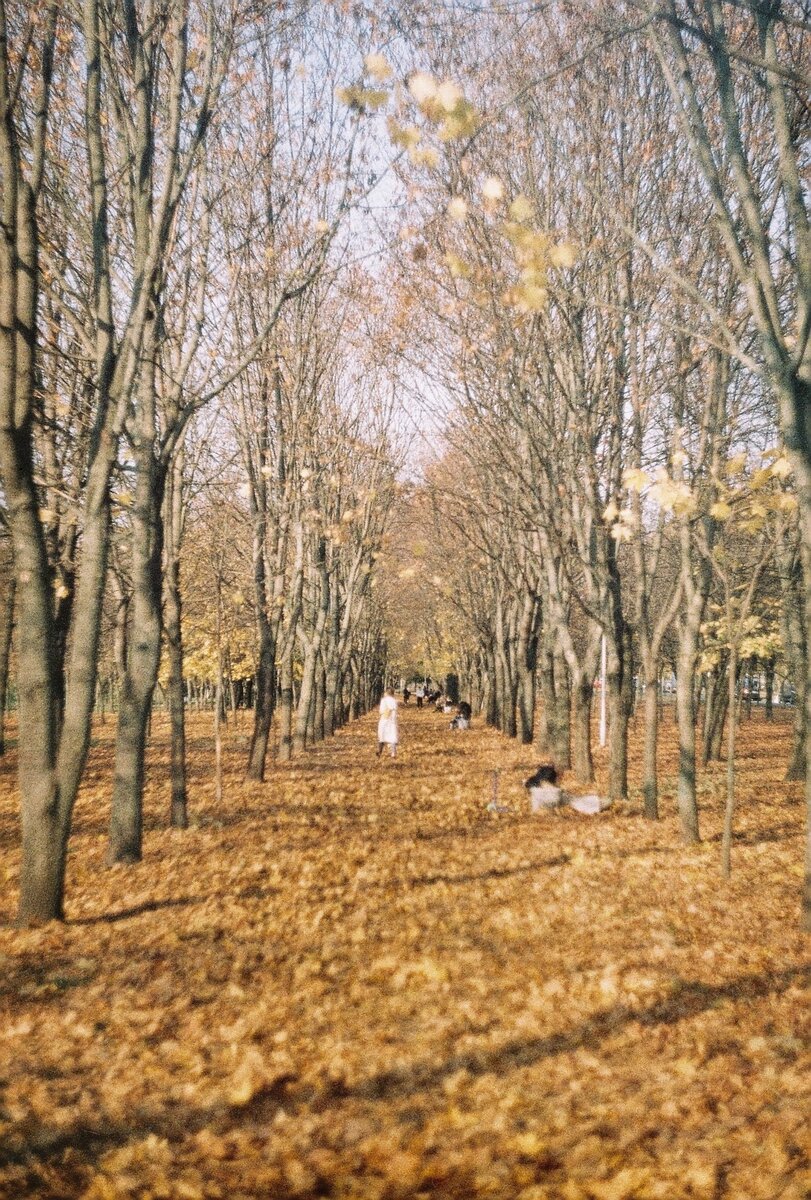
[0,708,808,1198]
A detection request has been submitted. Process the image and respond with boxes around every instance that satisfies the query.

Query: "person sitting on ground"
[524,762,612,814]
[449,700,472,730]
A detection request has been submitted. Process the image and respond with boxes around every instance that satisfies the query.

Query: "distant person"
[415,682,425,709]
[402,686,410,705]
[524,763,612,814]
[376,686,399,759]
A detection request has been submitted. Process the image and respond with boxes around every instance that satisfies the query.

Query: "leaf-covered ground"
[0,705,808,1200]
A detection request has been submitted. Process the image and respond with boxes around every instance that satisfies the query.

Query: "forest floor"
[0,704,808,1200]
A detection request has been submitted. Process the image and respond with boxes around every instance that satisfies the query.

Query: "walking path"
[0,707,807,1199]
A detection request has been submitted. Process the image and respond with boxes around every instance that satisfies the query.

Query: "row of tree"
[369,0,809,920]
[0,0,400,924]
[1,0,808,930]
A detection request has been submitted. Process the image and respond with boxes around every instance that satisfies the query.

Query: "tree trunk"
[701,670,715,763]
[294,647,317,753]
[721,641,738,878]
[214,587,224,807]
[607,659,628,803]
[515,591,538,745]
[551,650,571,770]
[642,673,659,819]
[277,648,295,762]
[676,632,701,844]
[108,361,165,865]
[786,692,807,781]
[324,663,340,737]
[570,673,593,783]
[1,165,66,922]
[534,645,554,755]
[164,549,187,828]
[764,657,775,722]
[484,646,497,727]
[0,573,14,756]
[313,663,326,743]
[246,609,276,780]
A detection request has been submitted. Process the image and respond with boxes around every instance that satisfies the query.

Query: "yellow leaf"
[435,80,462,112]
[364,52,392,81]
[445,251,471,279]
[408,145,439,169]
[447,196,468,221]
[622,467,649,492]
[387,119,421,149]
[508,193,534,222]
[336,84,387,111]
[408,71,437,104]
[481,176,504,203]
[549,241,577,268]
[505,282,547,312]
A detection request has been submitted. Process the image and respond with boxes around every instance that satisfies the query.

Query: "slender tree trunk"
[795,465,811,930]
[277,649,295,762]
[214,583,224,807]
[674,535,709,843]
[642,672,659,819]
[246,613,275,780]
[324,663,340,736]
[108,364,165,865]
[164,549,187,828]
[776,535,807,780]
[721,641,738,878]
[515,592,538,745]
[551,650,571,770]
[1,122,65,923]
[570,673,593,783]
[0,573,14,756]
[607,657,628,802]
[484,646,497,727]
[701,670,715,764]
[786,691,807,781]
[676,629,701,844]
[313,663,326,743]
[764,657,775,721]
[534,645,554,755]
[294,647,317,753]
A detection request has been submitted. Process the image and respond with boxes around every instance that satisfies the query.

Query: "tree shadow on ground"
[3,964,805,1181]
[321,964,810,1106]
[63,855,569,927]
[70,896,202,925]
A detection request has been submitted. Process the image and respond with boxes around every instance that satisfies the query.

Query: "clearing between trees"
[0,707,808,1200]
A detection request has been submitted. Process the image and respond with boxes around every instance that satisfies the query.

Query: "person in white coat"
[376,686,399,758]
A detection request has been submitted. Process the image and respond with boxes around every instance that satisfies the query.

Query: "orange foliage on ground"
[0,705,808,1199]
